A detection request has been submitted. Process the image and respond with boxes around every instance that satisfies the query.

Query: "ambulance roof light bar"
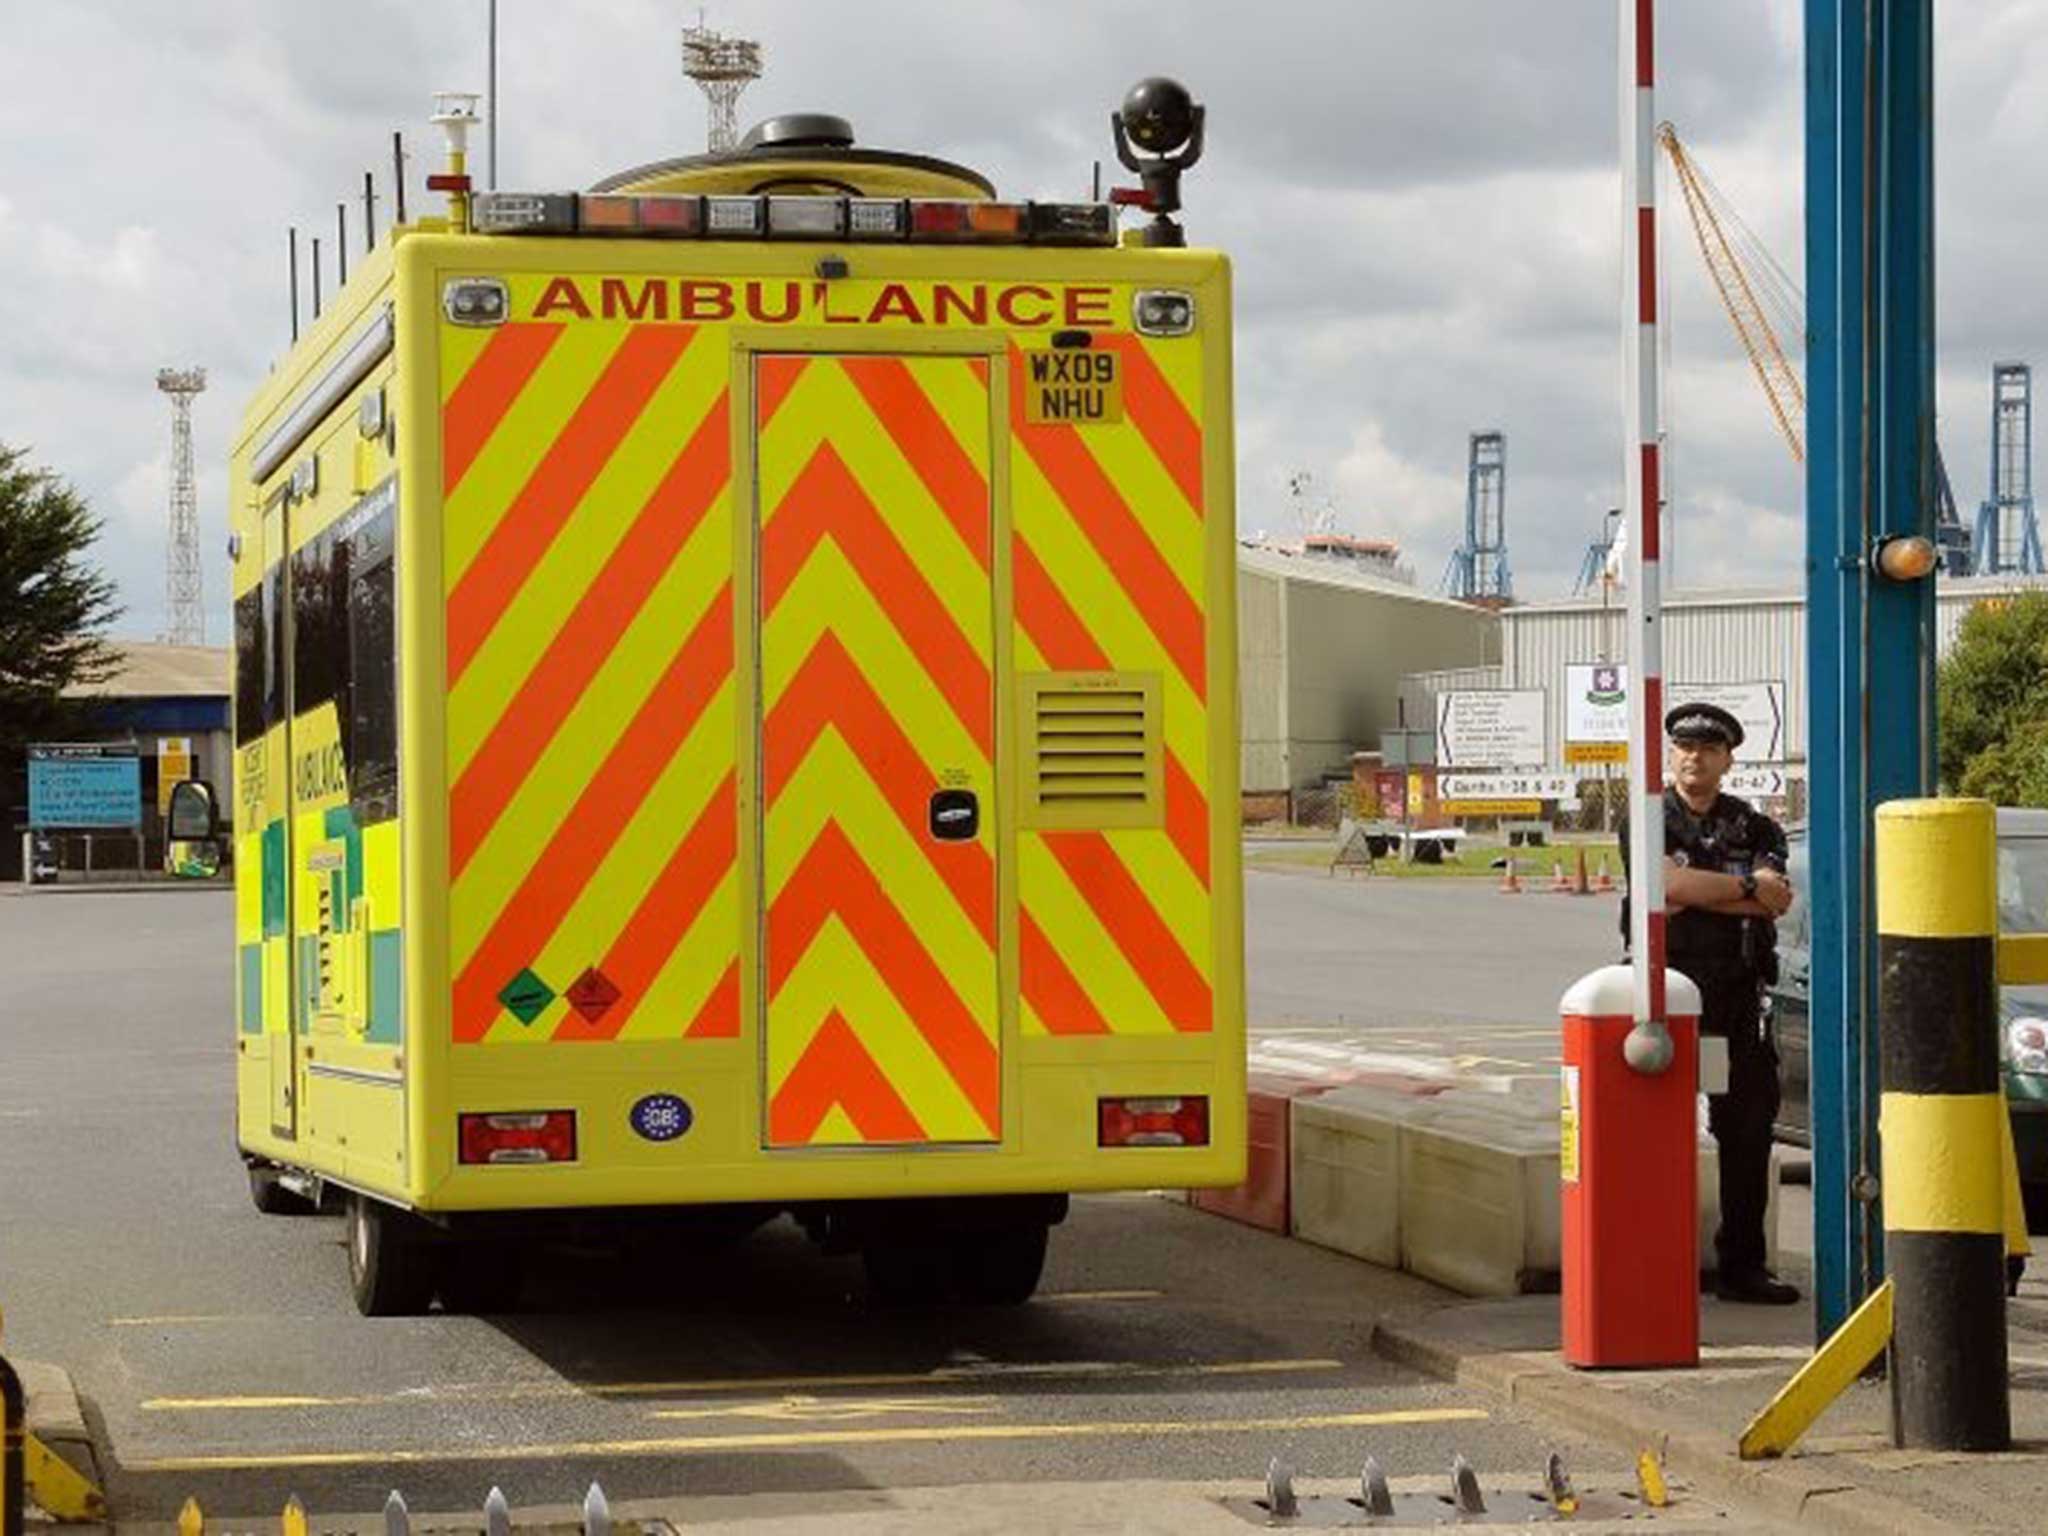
[467,191,1116,246]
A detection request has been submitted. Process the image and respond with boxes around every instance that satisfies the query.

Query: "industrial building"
[1238,541,1497,817]
[1400,574,2048,771]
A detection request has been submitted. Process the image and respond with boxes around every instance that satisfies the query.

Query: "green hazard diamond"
[498,967,555,1026]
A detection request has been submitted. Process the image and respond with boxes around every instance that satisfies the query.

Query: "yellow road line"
[123,1406,1491,1472]
[1040,1288,1164,1303]
[142,1356,1346,1414]
[110,1316,238,1328]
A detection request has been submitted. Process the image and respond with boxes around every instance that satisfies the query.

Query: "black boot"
[1714,1267,1800,1305]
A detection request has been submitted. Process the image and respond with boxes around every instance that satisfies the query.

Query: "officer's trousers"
[1695,972,1779,1275]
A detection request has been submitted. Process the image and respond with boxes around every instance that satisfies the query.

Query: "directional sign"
[1436,690,1546,769]
[1442,798,1542,817]
[1668,681,1785,763]
[1438,773,1576,801]
[28,744,140,829]
[1725,765,1806,799]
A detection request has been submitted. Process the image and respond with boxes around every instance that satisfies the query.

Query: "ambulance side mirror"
[167,778,218,841]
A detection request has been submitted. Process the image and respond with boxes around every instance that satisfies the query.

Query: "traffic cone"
[1499,856,1522,894]
[1549,860,1572,894]
[1593,855,1616,894]
[1573,847,1592,895]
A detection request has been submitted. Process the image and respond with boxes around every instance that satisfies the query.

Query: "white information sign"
[1668,681,1785,763]
[1438,772,1577,801]
[1565,663,1630,748]
[1436,689,1546,769]
[1724,764,1806,799]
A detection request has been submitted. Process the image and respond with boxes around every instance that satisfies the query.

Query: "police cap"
[1665,702,1744,749]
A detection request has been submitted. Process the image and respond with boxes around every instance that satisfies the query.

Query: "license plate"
[1021,346,1122,425]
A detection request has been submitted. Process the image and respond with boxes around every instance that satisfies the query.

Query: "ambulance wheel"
[950,1222,1049,1306]
[347,1194,437,1317]
[436,1243,525,1315]
[248,1162,316,1216]
[862,1239,950,1307]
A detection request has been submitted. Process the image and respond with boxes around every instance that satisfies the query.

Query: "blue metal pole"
[1805,0,1937,1344]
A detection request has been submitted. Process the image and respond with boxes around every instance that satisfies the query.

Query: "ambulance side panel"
[391,237,1242,1211]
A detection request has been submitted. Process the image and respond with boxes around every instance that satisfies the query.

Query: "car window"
[1998,837,2048,935]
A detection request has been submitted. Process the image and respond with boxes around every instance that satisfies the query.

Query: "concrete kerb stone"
[1370,1316,1959,1536]
[16,1357,105,1505]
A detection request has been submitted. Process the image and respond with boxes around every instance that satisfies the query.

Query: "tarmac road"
[0,882,1764,1527]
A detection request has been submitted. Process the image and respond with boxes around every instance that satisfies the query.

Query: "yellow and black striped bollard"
[1876,798,2011,1450]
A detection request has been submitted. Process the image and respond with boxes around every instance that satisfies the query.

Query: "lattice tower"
[156,367,207,644]
[681,22,763,153]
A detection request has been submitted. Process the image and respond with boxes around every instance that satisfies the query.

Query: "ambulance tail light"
[459,1111,578,1165]
[909,200,1027,241]
[1098,1096,1210,1148]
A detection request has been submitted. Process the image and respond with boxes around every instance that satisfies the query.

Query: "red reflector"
[910,201,971,236]
[426,172,472,193]
[638,195,701,234]
[459,1111,577,1165]
[1098,1096,1210,1148]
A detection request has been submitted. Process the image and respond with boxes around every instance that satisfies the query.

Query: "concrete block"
[1192,1073,1334,1234]
[1399,1111,1562,1297]
[1286,1084,1445,1266]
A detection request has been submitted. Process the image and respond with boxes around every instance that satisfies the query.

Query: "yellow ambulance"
[223,81,1242,1314]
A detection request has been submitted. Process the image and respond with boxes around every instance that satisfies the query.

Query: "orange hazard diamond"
[565,966,622,1024]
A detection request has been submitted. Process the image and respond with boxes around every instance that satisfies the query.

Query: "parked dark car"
[1771,810,2048,1224]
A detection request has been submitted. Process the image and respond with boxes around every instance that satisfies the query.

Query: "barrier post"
[1,1351,23,1536]
[1560,963,1701,1367]
[1875,798,2010,1450]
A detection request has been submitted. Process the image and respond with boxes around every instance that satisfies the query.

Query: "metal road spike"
[1450,1453,1485,1515]
[177,1496,205,1536]
[1359,1455,1393,1516]
[281,1494,309,1536]
[583,1482,611,1536]
[485,1485,512,1536]
[1544,1452,1580,1515]
[1264,1454,1299,1518]
[384,1489,412,1536]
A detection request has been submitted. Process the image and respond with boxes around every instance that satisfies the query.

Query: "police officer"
[1620,702,1798,1305]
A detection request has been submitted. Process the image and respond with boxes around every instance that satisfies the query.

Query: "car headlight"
[2007,1017,2048,1077]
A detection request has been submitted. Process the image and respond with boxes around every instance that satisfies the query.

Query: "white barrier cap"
[1559,963,1703,1019]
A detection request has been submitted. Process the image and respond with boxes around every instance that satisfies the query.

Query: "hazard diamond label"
[497,967,555,1026]
[565,966,621,1024]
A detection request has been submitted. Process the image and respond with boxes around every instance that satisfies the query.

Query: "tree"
[0,443,123,770]
[1938,589,2048,806]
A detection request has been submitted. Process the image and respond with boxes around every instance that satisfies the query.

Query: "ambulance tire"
[862,1239,951,1308]
[949,1222,1049,1307]
[347,1194,437,1317]
[435,1244,525,1315]
[248,1162,317,1216]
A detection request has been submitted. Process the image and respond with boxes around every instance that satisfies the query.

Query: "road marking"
[1040,1288,1163,1303]
[110,1315,238,1328]
[122,1406,1491,1472]
[140,1356,1347,1413]
[650,1394,1001,1423]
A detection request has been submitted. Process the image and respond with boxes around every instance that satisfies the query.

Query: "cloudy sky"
[3,1,2043,640]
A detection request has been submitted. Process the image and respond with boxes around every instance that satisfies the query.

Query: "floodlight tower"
[681,20,763,153]
[1973,361,2044,574]
[156,366,207,645]
[1443,430,1511,603]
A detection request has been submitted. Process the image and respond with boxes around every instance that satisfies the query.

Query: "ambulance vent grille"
[1020,673,1163,830]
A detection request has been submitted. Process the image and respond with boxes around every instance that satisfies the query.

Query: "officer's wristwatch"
[1740,873,1758,901]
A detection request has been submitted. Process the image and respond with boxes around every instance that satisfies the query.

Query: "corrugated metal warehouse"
[1237,543,1497,800]
[1402,574,2048,766]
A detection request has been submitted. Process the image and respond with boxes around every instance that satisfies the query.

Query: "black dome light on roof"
[739,114,855,152]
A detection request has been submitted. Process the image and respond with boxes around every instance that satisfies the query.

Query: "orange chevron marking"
[1164,754,1211,890]
[685,960,740,1039]
[1042,831,1211,1033]
[762,444,992,757]
[451,394,731,879]
[443,323,563,497]
[1020,912,1112,1035]
[1014,541,1109,669]
[763,633,994,944]
[768,822,999,1132]
[757,353,808,428]
[453,584,732,1043]
[447,324,700,684]
[770,1012,926,1145]
[1008,345,1205,699]
[841,356,991,567]
[1099,334,1204,517]
[550,774,737,1041]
